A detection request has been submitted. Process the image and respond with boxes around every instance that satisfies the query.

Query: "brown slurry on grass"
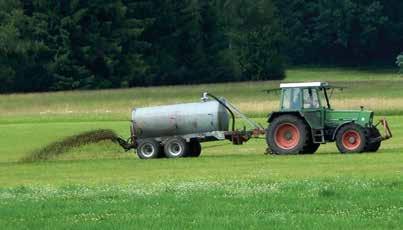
[20,129,120,163]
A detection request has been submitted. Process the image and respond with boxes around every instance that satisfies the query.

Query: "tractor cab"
[266,82,392,155]
[279,82,330,111]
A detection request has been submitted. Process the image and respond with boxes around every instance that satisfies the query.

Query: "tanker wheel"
[186,139,202,157]
[137,139,161,159]
[266,115,311,155]
[336,124,368,153]
[366,127,381,152]
[158,146,165,158]
[164,137,188,158]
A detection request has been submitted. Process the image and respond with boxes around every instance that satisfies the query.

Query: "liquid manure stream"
[20,129,122,163]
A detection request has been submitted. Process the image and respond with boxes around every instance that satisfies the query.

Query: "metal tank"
[132,101,229,139]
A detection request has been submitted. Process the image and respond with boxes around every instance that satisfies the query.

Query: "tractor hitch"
[226,128,266,145]
[375,118,392,141]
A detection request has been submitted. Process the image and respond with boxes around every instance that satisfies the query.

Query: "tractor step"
[312,129,325,143]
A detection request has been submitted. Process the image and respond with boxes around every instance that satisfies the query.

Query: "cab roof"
[280,82,329,88]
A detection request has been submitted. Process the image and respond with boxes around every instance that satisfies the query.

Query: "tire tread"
[266,114,312,155]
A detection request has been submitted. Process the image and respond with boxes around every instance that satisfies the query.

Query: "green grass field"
[0,68,402,229]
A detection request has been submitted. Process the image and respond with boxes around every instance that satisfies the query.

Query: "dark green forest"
[0,0,402,93]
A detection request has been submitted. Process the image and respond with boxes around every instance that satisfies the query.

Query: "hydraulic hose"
[207,93,235,132]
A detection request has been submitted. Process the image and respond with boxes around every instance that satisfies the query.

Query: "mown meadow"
[0,68,402,229]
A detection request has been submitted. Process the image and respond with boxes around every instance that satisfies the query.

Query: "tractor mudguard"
[331,121,355,140]
[268,111,304,123]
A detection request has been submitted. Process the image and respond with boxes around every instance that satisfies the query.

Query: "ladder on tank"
[202,92,265,135]
[221,98,265,132]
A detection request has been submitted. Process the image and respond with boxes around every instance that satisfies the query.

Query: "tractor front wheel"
[366,127,381,152]
[336,124,368,153]
[266,115,311,155]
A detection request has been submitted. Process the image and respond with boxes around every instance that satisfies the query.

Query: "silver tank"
[132,101,229,139]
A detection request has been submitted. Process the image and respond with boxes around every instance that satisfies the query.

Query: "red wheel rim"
[342,130,361,150]
[274,123,300,150]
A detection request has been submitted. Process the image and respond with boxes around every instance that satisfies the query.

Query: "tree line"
[0,0,401,93]
[398,54,403,73]
[274,0,402,66]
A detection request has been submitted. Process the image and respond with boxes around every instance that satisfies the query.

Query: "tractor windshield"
[280,86,333,110]
[303,88,320,109]
[282,88,301,110]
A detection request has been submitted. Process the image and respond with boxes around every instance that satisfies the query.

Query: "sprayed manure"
[20,129,121,163]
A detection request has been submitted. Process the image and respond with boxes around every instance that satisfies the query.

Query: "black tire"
[158,145,165,158]
[336,123,369,154]
[164,137,188,158]
[137,139,161,159]
[266,115,311,155]
[366,127,381,152]
[302,143,320,154]
[186,139,202,157]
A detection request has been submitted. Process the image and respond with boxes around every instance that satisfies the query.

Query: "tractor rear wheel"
[266,115,311,155]
[366,127,381,152]
[336,124,368,153]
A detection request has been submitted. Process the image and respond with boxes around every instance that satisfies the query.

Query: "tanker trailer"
[116,93,265,159]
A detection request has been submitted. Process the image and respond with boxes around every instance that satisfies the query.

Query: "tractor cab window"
[282,88,301,110]
[303,88,320,109]
[319,88,329,108]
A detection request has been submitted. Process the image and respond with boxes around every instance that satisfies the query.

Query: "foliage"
[397,54,403,73]
[274,0,402,66]
[0,0,152,92]
[0,0,285,92]
[1,0,403,92]
[29,0,152,90]
[0,0,53,92]
[235,0,285,80]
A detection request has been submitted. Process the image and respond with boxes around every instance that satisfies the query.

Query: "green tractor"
[266,82,392,154]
